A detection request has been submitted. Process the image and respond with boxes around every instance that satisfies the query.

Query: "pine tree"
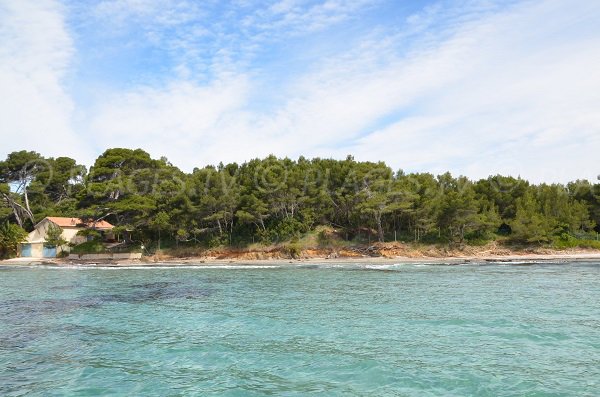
[511,191,553,243]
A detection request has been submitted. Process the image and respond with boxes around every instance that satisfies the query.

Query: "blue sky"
[1,0,599,182]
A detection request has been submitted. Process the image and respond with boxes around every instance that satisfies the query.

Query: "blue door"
[21,244,32,257]
[42,246,57,258]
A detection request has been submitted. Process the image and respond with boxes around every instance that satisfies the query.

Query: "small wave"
[184,265,283,269]
[480,260,553,266]
[363,264,406,271]
[314,263,356,269]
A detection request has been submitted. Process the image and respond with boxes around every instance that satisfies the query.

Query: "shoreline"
[3,251,600,267]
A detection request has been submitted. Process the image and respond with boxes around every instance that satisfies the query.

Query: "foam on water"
[363,263,409,270]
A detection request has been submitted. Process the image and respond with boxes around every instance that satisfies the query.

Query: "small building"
[20,217,114,258]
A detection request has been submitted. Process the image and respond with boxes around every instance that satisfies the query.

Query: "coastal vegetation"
[1,148,599,258]
[44,224,67,256]
[0,221,27,259]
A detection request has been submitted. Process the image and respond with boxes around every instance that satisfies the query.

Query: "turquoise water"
[1,262,599,396]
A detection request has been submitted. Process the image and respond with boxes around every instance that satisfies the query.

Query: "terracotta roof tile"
[43,217,114,230]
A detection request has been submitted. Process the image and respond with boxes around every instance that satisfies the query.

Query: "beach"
[4,250,600,267]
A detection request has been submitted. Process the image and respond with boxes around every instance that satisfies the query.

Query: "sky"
[1,0,599,183]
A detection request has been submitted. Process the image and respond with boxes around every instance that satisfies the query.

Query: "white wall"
[25,219,85,245]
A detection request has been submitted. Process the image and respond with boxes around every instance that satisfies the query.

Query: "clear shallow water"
[1,262,599,396]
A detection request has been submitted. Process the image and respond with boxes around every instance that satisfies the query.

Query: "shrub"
[551,235,600,249]
[317,229,331,246]
[76,228,102,240]
[284,242,302,259]
[208,234,228,248]
[71,240,107,254]
[0,222,27,259]
[270,218,309,243]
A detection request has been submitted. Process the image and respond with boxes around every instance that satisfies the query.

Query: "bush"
[464,230,495,245]
[269,218,309,243]
[0,222,27,259]
[76,228,102,240]
[164,246,205,258]
[551,235,600,249]
[71,240,107,254]
[465,237,492,246]
[317,229,331,246]
[208,234,228,248]
[284,241,302,259]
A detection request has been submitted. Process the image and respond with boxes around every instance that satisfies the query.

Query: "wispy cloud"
[242,0,377,35]
[340,0,600,182]
[78,0,378,80]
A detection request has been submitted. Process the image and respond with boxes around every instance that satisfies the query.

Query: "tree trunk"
[23,187,32,219]
[2,193,34,227]
[375,213,384,242]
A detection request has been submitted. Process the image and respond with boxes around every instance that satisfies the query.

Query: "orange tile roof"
[44,217,114,230]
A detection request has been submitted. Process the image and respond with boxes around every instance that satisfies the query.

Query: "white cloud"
[3,0,599,184]
[87,76,252,166]
[0,0,92,162]
[82,0,600,183]
[297,0,600,183]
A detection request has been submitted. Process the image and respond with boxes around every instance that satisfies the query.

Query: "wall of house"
[28,243,44,258]
[21,219,87,257]
[25,219,50,244]
[25,219,85,245]
[20,243,66,258]
[62,228,86,245]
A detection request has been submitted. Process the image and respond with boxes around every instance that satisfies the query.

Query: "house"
[20,217,114,258]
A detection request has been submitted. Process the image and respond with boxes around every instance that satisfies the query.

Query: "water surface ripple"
[1,262,599,396]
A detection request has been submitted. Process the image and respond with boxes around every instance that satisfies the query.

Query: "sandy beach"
[3,251,600,267]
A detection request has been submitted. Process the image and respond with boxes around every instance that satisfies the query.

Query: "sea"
[1,261,599,396]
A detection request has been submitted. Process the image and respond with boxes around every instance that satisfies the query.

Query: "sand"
[3,251,600,267]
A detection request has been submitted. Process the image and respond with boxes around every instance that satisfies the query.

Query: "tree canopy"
[1,148,598,251]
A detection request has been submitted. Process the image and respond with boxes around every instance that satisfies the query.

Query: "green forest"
[1,148,599,257]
